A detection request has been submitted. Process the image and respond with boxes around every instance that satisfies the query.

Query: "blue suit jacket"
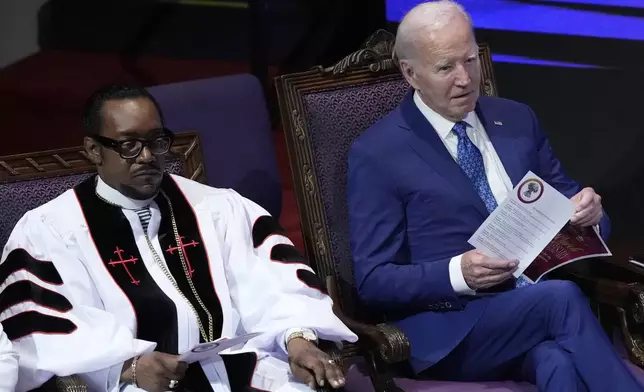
[347,92,610,372]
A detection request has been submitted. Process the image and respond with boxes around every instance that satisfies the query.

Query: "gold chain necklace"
[95,189,215,342]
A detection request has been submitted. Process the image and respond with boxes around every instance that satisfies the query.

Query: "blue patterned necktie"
[452,122,530,288]
[452,122,497,214]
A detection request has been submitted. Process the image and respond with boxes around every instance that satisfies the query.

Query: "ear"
[84,136,102,165]
[399,59,420,91]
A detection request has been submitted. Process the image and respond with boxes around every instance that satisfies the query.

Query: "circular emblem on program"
[191,342,220,353]
[517,178,544,204]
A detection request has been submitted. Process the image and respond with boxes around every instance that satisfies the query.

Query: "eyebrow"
[119,128,165,138]
[435,52,477,67]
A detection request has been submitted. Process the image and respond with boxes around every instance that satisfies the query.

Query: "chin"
[123,182,161,200]
[459,102,477,117]
[448,108,471,122]
[134,190,160,200]
[463,95,477,109]
[449,97,477,119]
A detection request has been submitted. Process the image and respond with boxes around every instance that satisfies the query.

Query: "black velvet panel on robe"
[0,248,77,340]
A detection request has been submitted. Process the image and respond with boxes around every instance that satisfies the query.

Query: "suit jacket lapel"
[399,92,488,218]
[475,102,523,187]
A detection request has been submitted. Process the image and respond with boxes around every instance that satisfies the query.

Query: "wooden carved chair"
[0,131,206,392]
[275,29,644,391]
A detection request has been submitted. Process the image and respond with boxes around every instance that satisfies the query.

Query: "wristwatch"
[286,328,318,346]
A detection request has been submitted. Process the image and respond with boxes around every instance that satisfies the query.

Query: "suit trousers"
[422,280,643,391]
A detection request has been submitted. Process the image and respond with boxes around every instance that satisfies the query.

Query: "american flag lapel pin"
[494,121,503,126]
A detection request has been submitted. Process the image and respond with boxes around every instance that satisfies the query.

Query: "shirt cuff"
[449,254,476,296]
[107,362,125,392]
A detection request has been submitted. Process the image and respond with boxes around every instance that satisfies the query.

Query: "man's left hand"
[287,338,346,390]
[570,187,603,227]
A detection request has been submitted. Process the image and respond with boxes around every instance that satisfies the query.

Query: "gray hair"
[394,0,472,61]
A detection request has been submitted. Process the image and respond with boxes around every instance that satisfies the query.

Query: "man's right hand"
[461,250,518,290]
[122,352,188,392]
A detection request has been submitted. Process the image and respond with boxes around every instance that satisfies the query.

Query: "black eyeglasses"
[92,129,175,159]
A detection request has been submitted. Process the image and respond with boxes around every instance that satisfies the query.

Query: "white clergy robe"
[0,322,18,392]
[0,174,357,392]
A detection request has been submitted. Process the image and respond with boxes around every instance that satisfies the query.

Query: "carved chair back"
[275,30,498,320]
[0,131,206,247]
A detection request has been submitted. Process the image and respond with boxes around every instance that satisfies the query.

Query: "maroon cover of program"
[523,224,611,283]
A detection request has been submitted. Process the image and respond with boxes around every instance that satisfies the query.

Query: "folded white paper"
[468,171,575,278]
[179,332,262,363]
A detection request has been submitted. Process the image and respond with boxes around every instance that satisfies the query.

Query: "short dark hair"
[81,84,164,137]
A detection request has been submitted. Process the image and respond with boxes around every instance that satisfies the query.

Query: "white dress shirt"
[413,91,515,296]
[0,323,18,392]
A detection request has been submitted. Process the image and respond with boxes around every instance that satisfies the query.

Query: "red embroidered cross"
[108,247,140,285]
[166,236,199,277]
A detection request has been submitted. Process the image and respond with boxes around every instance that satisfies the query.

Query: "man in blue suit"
[347,1,643,391]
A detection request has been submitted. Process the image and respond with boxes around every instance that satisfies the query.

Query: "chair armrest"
[34,376,88,392]
[553,258,644,367]
[55,376,88,392]
[324,276,411,364]
[372,323,411,364]
[553,257,644,306]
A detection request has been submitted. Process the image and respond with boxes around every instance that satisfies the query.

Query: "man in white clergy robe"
[0,322,18,391]
[0,84,358,392]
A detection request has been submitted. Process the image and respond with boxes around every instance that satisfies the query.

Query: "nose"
[454,64,471,87]
[136,146,155,163]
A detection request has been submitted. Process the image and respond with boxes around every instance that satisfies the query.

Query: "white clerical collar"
[95,176,156,210]
[413,90,479,141]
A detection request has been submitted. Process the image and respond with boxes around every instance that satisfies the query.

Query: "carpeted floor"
[0,50,305,249]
